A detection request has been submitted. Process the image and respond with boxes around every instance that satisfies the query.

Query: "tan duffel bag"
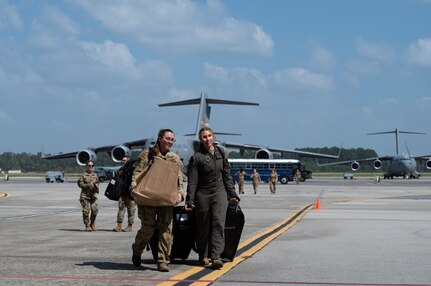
[132,157,180,207]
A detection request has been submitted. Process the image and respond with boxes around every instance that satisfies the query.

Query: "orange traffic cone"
[315,198,321,210]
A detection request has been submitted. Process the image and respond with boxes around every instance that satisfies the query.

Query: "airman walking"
[251,168,261,194]
[77,160,99,232]
[113,156,137,232]
[295,169,301,184]
[269,169,278,194]
[236,168,247,194]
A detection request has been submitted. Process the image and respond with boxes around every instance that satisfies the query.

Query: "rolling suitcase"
[221,200,245,262]
[148,206,196,261]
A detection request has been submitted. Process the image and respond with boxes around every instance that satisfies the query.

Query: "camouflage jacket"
[236,170,247,183]
[77,171,99,195]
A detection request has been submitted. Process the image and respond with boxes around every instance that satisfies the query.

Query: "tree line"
[0,147,380,174]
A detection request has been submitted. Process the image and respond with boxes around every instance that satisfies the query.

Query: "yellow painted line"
[158,203,314,286]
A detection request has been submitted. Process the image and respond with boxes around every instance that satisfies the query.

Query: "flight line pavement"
[0,177,430,286]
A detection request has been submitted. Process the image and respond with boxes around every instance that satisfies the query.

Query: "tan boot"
[157,262,169,272]
[113,223,122,232]
[85,225,92,232]
[122,224,133,232]
[90,222,96,231]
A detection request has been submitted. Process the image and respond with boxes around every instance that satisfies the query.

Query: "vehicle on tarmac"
[229,158,311,184]
[45,171,65,183]
[343,173,354,180]
[93,167,117,183]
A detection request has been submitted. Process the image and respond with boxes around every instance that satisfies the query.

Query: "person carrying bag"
[129,129,184,273]
[133,155,180,207]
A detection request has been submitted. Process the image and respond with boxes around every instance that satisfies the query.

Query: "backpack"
[105,148,154,201]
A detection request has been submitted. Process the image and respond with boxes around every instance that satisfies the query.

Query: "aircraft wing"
[42,138,150,166]
[316,156,393,167]
[221,141,340,159]
[41,151,81,160]
[412,154,431,160]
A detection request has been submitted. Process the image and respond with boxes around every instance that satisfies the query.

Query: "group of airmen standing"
[235,167,302,195]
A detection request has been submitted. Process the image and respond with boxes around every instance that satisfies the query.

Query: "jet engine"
[111,145,132,163]
[426,159,431,170]
[255,148,273,159]
[373,159,382,170]
[351,161,360,171]
[76,150,97,166]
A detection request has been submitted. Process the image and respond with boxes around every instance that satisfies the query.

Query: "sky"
[1,0,431,157]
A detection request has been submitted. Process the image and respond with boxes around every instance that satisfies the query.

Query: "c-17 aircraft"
[318,128,431,179]
[42,93,339,170]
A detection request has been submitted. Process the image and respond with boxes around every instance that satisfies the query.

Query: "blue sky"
[1,0,431,157]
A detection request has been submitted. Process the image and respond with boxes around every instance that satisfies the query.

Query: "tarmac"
[0,176,430,286]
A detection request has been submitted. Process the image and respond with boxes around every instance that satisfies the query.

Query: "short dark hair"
[158,128,174,139]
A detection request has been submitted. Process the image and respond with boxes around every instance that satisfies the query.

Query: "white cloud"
[356,37,394,63]
[204,62,267,88]
[71,0,273,56]
[347,59,380,74]
[0,0,22,30]
[272,68,334,91]
[79,40,174,86]
[41,6,79,37]
[308,42,335,70]
[404,38,431,67]
[28,20,64,50]
[79,40,140,77]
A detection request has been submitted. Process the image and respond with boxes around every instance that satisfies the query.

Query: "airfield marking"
[157,203,314,286]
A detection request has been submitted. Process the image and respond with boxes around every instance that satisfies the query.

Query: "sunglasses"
[87,164,94,167]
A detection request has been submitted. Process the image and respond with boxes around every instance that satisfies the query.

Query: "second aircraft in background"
[318,128,431,179]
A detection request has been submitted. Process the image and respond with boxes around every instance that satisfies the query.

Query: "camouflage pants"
[238,181,245,194]
[79,196,98,226]
[269,182,276,194]
[252,182,258,194]
[132,205,173,264]
[117,197,136,225]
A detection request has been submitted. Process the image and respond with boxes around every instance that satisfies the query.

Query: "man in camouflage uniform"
[295,169,302,184]
[251,168,261,194]
[269,169,278,194]
[113,156,137,232]
[130,129,183,272]
[77,160,99,232]
[235,168,247,194]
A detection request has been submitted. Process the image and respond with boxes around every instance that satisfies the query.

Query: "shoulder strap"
[216,145,226,159]
[148,147,154,165]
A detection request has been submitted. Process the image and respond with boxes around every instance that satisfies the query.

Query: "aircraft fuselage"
[385,154,419,179]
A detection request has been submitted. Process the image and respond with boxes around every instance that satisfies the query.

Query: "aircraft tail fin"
[159,93,259,138]
[367,128,426,155]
